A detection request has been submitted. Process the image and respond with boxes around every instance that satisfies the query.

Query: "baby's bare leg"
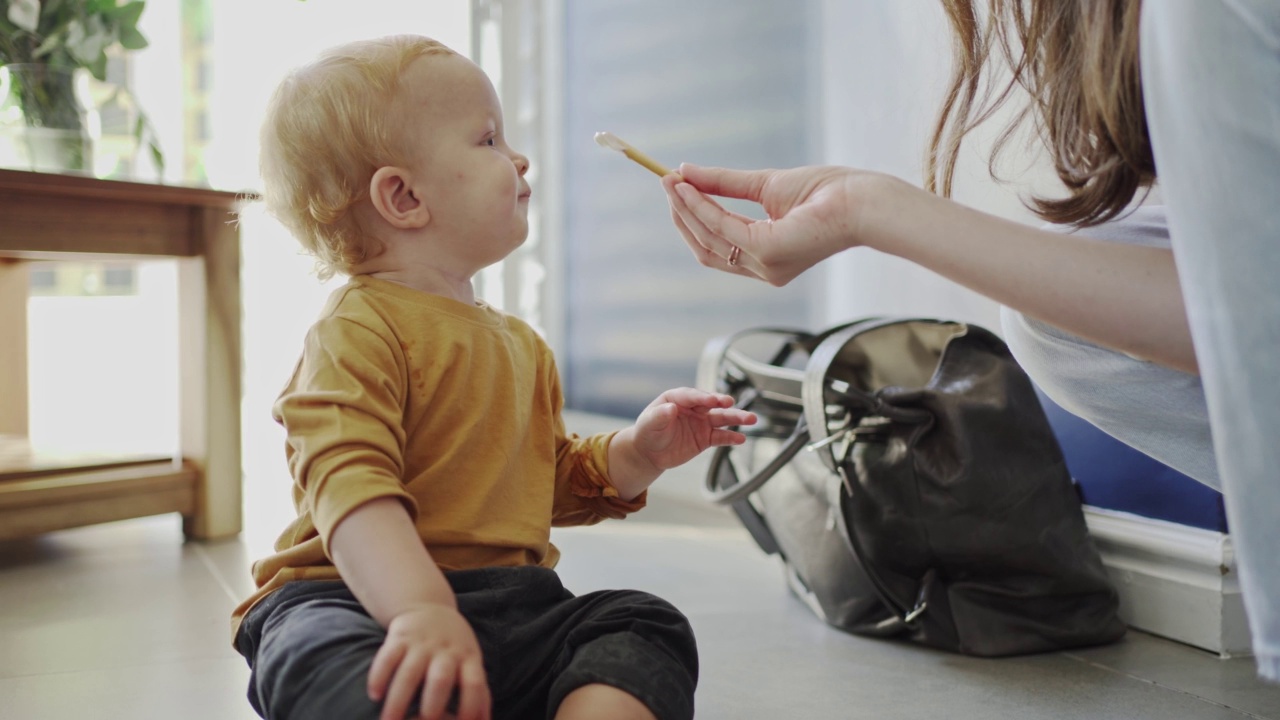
[555,683,657,720]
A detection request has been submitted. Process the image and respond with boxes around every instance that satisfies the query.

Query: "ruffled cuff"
[562,431,647,521]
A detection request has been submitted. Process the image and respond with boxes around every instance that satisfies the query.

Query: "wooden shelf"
[0,168,245,541]
[0,457,198,541]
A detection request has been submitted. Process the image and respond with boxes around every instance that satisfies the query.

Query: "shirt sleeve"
[273,315,417,554]
[539,346,647,526]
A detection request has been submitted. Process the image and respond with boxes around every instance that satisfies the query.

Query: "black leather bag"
[698,318,1125,656]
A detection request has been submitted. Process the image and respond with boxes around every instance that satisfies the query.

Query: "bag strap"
[698,326,819,556]
[703,436,790,556]
[802,318,937,472]
[703,414,810,506]
[802,318,942,628]
[695,326,814,395]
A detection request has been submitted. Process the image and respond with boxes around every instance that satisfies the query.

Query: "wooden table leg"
[178,206,243,540]
[0,260,29,437]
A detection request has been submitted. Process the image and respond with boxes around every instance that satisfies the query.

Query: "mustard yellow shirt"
[231,275,644,640]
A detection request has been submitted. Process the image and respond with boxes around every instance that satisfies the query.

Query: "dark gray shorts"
[234,566,698,720]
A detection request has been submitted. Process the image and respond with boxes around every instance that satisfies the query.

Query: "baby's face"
[393,54,532,270]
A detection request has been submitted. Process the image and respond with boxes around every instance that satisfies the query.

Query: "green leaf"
[110,1,146,30]
[87,54,107,81]
[32,31,64,59]
[65,15,114,67]
[135,113,165,173]
[118,24,146,50]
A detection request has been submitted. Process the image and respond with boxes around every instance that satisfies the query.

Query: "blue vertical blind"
[563,0,822,416]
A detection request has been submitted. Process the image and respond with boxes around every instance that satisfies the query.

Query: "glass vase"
[0,64,95,175]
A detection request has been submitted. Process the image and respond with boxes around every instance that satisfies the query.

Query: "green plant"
[0,0,163,171]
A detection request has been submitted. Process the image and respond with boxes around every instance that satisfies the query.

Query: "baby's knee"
[585,590,697,656]
[551,590,698,720]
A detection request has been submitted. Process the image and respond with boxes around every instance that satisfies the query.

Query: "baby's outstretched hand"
[631,387,757,471]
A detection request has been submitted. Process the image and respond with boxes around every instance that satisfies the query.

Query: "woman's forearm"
[863,176,1198,373]
[329,497,456,627]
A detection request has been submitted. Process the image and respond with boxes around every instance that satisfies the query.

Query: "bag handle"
[801,318,942,627]
[698,327,819,557]
[695,326,815,396]
[703,414,810,506]
[802,319,936,472]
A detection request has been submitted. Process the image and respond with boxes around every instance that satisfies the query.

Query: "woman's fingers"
[678,163,772,203]
[673,183,754,249]
[663,177,760,277]
[669,204,713,260]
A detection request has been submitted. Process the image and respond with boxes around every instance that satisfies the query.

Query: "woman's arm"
[664,167,1197,373]
[864,175,1195,372]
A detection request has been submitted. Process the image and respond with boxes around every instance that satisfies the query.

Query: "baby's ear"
[368,166,430,229]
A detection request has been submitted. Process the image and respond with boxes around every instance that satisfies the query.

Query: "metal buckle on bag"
[804,417,890,454]
[804,427,850,452]
[903,569,936,625]
[903,599,928,624]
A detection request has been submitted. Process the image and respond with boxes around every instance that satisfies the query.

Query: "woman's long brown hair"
[926,0,1154,226]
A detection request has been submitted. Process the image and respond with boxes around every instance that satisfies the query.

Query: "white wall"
[817,0,1064,333]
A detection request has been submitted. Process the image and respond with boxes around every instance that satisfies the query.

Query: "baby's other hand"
[632,387,757,471]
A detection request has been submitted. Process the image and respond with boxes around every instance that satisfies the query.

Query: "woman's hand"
[368,602,491,720]
[662,163,882,286]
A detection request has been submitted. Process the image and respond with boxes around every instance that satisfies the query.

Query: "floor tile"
[0,656,257,720]
[0,407,1276,719]
[1068,631,1280,718]
[0,517,243,680]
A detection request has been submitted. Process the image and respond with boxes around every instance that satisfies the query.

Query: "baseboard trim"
[1084,506,1250,657]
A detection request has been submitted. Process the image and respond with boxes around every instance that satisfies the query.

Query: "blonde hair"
[259,35,456,279]
[927,0,1153,226]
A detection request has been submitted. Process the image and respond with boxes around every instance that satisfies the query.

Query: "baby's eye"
[485,137,496,147]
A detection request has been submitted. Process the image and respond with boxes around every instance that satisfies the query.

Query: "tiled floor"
[2,411,1278,720]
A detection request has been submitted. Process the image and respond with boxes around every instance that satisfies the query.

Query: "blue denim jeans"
[235,567,699,720]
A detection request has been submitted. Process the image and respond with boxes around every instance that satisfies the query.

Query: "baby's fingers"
[380,651,428,720]
[658,387,736,410]
[454,658,492,720]
[707,408,758,428]
[418,655,460,720]
[709,428,749,446]
[368,641,407,703]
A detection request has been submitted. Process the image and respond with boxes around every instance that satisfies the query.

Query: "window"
[487,0,825,416]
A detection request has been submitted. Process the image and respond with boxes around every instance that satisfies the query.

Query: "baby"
[230,35,756,720]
